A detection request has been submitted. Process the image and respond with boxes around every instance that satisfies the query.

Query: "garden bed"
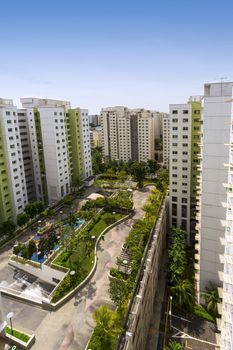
[5,326,35,349]
[51,211,127,303]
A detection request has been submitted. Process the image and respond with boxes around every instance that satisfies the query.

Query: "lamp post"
[123,259,128,273]
[6,312,14,335]
[169,295,173,330]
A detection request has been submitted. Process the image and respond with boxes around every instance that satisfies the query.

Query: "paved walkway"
[1,187,153,350]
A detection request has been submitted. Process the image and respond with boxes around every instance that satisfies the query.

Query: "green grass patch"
[6,327,30,343]
[193,304,215,322]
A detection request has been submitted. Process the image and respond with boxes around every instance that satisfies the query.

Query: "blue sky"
[0,0,232,113]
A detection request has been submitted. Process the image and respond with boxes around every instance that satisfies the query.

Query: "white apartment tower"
[101,107,162,162]
[162,114,170,168]
[0,99,28,224]
[193,82,233,350]
[169,98,202,243]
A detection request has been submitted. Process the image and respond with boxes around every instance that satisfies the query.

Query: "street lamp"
[169,296,173,330]
[6,312,14,335]
[123,259,128,273]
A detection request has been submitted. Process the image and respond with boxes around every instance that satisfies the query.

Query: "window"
[182,175,187,178]
[172,196,177,202]
[182,198,187,203]
[172,110,178,114]
[172,118,178,122]
[172,143,177,147]
[172,159,177,162]
[181,220,187,231]
[172,135,178,138]
[183,151,188,155]
[182,143,188,147]
[183,135,188,139]
[182,167,188,171]
[183,110,189,114]
[172,203,177,216]
[172,174,177,178]
[172,151,178,154]
[182,205,187,217]
[172,127,178,131]
[194,110,200,114]
[172,218,177,226]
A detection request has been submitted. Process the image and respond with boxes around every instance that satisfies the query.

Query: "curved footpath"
[1,187,154,350]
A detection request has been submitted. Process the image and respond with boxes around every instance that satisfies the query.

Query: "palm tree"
[164,340,183,350]
[93,305,114,334]
[202,285,221,316]
[171,279,194,310]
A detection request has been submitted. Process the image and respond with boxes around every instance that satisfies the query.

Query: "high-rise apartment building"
[192,82,233,350]
[0,99,29,225]
[162,114,170,168]
[90,128,102,148]
[0,97,92,227]
[101,106,163,162]
[169,97,202,243]
[20,98,92,205]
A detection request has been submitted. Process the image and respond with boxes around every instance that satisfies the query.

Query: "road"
[0,187,153,350]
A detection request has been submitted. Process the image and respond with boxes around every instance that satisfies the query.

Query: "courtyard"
[0,186,153,349]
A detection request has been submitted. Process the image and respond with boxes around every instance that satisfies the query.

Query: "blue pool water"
[64,218,85,230]
[18,219,85,264]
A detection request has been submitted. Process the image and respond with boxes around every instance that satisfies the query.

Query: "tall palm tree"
[202,286,221,316]
[164,340,183,350]
[171,279,194,310]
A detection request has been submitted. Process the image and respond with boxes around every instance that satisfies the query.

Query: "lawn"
[6,327,30,343]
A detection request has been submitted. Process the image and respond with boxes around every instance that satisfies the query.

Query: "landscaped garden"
[87,179,168,350]
[49,190,133,303]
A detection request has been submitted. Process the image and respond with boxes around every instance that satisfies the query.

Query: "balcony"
[217,302,222,315]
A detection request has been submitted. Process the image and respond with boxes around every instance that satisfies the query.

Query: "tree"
[202,285,221,317]
[38,237,50,257]
[109,278,129,307]
[130,162,146,188]
[28,239,37,258]
[171,279,195,310]
[25,203,37,218]
[17,213,30,226]
[164,340,183,350]
[147,159,159,174]
[117,170,127,183]
[1,220,15,235]
[25,201,45,218]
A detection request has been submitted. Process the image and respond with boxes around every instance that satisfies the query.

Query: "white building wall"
[0,103,28,219]
[79,109,92,178]
[39,107,70,204]
[138,113,155,162]
[169,104,192,241]
[198,83,232,300]
[118,115,131,162]
[17,109,36,202]
[162,114,170,168]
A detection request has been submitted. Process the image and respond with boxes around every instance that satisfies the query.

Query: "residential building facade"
[193,82,233,350]
[0,97,92,227]
[0,99,28,225]
[90,127,102,148]
[169,98,202,243]
[101,106,163,162]
[162,113,170,168]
